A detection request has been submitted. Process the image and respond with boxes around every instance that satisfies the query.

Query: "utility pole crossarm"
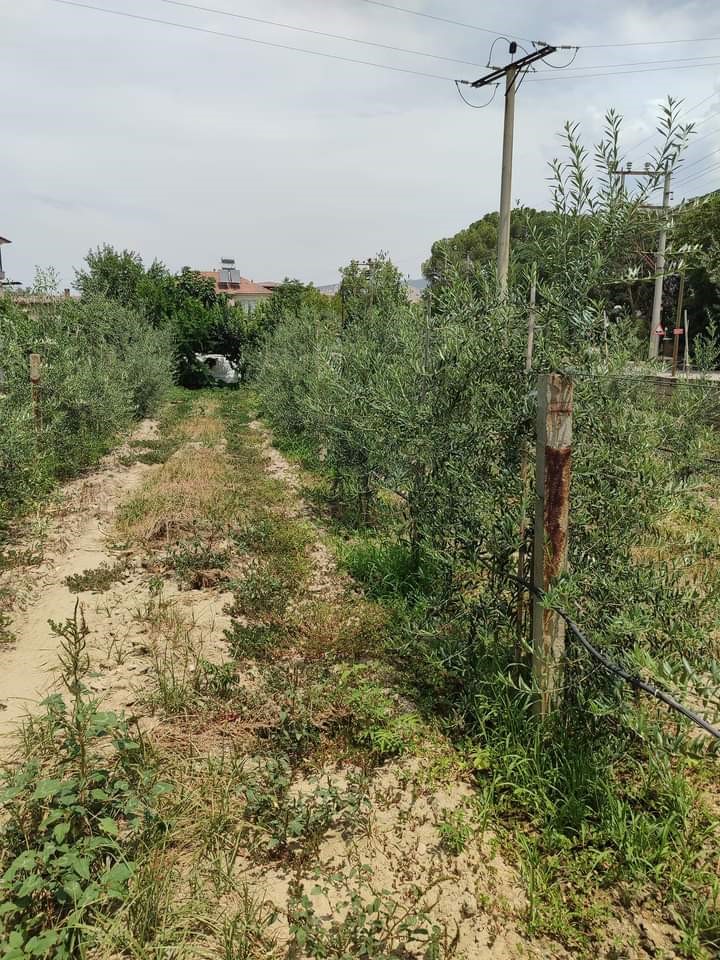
[468,45,557,88]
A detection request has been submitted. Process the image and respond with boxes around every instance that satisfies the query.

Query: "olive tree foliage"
[257,103,720,752]
[0,294,172,531]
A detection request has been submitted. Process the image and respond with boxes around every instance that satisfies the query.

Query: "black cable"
[46,0,459,82]
[515,574,720,741]
[486,36,512,68]
[155,0,488,69]
[352,0,720,49]
[454,81,499,109]
[541,47,580,70]
[556,370,720,387]
[679,146,720,173]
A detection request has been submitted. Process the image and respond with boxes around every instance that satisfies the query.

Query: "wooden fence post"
[29,353,42,434]
[532,373,573,718]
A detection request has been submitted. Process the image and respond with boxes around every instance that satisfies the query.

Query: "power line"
[626,91,720,154]
[454,81,499,109]
[352,0,720,51]
[686,118,720,146]
[525,60,720,82]
[46,0,458,81]
[583,36,720,48]
[351,0,536,43]
[539,53,720,72]
[679,144,720,172]
[155,0,487,69]
[676,159,720,188]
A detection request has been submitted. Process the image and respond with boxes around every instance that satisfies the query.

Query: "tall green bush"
[0,294,173,532]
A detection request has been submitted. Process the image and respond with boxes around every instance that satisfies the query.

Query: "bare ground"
[0,420,160,738]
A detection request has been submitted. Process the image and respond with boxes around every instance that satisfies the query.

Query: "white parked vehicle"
[195,353,240,386]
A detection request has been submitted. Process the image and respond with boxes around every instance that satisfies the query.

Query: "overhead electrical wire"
[155,0,488,69]
[351,0,720,50]
[44,0,720,95]
[582,36,720,49]
[454,80,499,109]
[626,91,720,154]
[351,0,536,43]
[525,60,720,82]
[684,117,720,146]
[46,0,458,81]
[538,52,720,72]
[679,144,720,172]
[675,159,720,188]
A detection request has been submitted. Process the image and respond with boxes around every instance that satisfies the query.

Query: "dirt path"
[0,421,160,741]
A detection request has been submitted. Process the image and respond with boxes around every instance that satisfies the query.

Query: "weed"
[287,869,450,959]
[231,566,290,617]
[0,610,14,646]
[0,603,170,957]
[122,850,179,948]
[193,658,240,701]
[241,756,366,861]
[65,558,129,594]
[437,809,473,856]
[167,537,231,589]
[340,536,438,601]
[225,621,281,660]
[215,891,279,960]
[258,664,342,760]
[337,666,423,759]
[131,437,181,465]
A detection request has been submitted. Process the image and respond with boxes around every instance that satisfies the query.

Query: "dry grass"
[178,398,224,442]
[116,446,238,545]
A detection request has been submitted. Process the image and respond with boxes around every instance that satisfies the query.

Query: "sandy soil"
[0,422,160,741]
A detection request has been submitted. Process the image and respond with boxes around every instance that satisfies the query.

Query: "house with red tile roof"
[199,258,275,310]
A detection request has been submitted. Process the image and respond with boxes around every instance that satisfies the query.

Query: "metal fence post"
[532,372,573,718]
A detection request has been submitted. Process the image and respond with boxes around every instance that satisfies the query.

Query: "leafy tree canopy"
[74,245,150,308]
[422,209,557,289]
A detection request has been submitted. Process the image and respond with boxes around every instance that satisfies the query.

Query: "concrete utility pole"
[497,64,518,292]
[466,43,558,293]
[615,164,674,359]
[649,167,673,360]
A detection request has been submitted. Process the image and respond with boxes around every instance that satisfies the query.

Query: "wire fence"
[523,369,720,742]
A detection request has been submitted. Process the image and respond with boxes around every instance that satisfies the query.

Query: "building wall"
[228,293,270,312]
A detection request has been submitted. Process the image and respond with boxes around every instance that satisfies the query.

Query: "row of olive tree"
[0,294,173,531]
[256,103,720,747]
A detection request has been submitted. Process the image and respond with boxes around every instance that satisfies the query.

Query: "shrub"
[0,293,172,532]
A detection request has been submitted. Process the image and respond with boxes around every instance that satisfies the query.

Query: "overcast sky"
[3,0,720,288]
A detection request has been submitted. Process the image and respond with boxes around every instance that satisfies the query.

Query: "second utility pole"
[649,167,673,360]
[468,43,558,293]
